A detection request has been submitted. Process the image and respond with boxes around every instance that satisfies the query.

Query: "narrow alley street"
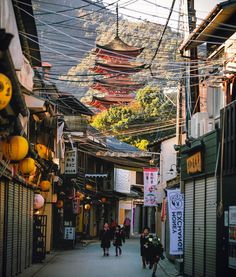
[21,240,180,277]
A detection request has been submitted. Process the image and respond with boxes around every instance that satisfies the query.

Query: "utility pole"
[181,0,200,138]
[188,0,200,114]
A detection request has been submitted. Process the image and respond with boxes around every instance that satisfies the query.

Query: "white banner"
[167,189,184,255]
[143,168,160,206]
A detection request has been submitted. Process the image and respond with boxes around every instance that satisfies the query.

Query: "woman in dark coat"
[113,225,125,256]
[140,227,150,268]
[99,223,112,256]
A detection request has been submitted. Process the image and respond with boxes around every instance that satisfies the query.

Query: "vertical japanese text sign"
[143,168,159,206]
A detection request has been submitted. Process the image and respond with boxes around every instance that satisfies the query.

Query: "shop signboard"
[167,189,184,255]
[187,151,202,174]
[229,206,236,269]
[143,168,160,206]
[64,149,78,174]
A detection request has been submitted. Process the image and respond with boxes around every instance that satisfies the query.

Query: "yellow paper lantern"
[85,184,93,191]
[0,73,12,111]
[19,158,36,175]
[3,136,29,161]
[56,200,63,209]
[35,144,49,159]
[40,180,51,191]
[84,204,91,210]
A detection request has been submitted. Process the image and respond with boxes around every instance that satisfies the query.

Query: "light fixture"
[169,164,180,173]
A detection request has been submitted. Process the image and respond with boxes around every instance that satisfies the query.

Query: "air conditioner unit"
[190,112,209,138]
[199,118,214,136]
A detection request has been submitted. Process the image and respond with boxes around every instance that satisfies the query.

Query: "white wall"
[160,137,178,185]
[114,168,136,193]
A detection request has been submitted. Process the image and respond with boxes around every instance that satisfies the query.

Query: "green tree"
[91,86,176,149]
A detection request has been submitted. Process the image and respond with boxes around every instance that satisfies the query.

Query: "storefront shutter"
[21,187,27,270]
[194,178,205,277]
[6,182,14,277]
[184,181,194,276]
[28,190,34,266]
[12,183,19,276]
[205,177,217,276]
[18,184,23,273]
[0,180,5,276]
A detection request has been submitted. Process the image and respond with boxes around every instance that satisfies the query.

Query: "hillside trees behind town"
[91,86,176,149]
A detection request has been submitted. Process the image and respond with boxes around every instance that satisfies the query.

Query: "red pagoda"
[88,5,145,111]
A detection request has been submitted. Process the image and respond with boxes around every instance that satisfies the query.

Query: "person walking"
[123,217,131,239]
[146,235,164,277]
[113,225,125,256]
[140,227,150,269]
[99,223,112,256]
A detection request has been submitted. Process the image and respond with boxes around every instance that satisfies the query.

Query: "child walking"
[113,225,125,256]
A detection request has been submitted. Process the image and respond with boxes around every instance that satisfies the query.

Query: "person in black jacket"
[140,227,150,268]
[113,225,125,256]
[99,223,112,256]
[146,235,164,277]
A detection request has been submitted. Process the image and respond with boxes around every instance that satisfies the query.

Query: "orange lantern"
[40,180,51,191]
[2,136,29,161]
[101,197,107,203]
[85,184,93,191]
[0,73,12,111]
[35,144,49,160]
[19,158,36,175]
[84,204,91,210]
[56,200,63,209]
[79,193,85,201]
[76,192,84,201]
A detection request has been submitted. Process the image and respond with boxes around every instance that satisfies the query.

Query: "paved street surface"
[21,240,181,277]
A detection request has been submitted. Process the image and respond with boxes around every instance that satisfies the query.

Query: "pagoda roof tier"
[91,61,146,75]
[89,95,134,110]
[92,79,144,94]
[92,83,135,95]
[94,77,145,87]
[96,36,144,58]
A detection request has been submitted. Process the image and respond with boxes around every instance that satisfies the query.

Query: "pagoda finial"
[116,2,119,37]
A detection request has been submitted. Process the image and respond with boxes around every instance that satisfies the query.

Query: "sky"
[104,0,222,28]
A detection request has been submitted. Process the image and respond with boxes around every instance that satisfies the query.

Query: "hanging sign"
[187,151,202,174]
[143,168,159,206]
[72,199,80,214]
[64,149,78,174]
[167,189,184,255]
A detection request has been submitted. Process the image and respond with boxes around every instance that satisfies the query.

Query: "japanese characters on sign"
[64,149,78,175]
[143,168,160,206]
[187,151,202,174]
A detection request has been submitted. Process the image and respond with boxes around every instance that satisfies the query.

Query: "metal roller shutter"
[194,179,205,277]
[184,181,194,276]
[28,190,34,266]
[205,177,217,277]
[0,180,5,276]
[12,183,19,276]
[21,187,27,270]
[26,189,33,267]
[6,182,14,277]
[18,185,23,274]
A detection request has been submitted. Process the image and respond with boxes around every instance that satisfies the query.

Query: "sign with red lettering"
[143,168,160,206]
